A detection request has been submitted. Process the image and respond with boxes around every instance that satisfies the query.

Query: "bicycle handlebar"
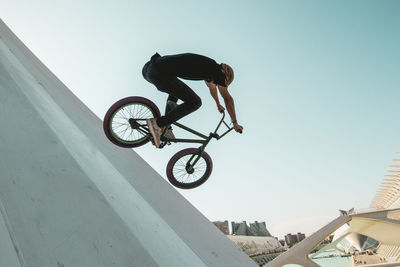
[213,112,241,139]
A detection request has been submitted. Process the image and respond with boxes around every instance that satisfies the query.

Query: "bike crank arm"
[128,119,150,135]
[133,124,150,136]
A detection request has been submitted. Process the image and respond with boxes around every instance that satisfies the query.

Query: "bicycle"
[103,96,236,189]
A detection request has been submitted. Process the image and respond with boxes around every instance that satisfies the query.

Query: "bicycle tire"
[103,96,161,148]
[166,148,213,189]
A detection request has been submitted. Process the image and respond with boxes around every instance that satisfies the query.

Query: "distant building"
[227,221,285,265]
[249,221,272,236]
[232,221,248,235]
[297,232,305,242]
[228,235,285,257]
[284,233,298,246]
[284,232,306,247]
[213,221,229,235]
[231,221,272,237]
[369,152,400,260]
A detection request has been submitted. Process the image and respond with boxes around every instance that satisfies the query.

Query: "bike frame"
[161,112,233,146]
[159,112,234,171]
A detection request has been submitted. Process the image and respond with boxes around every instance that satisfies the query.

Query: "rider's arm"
[205,81,225,113]
[217,85,243,133]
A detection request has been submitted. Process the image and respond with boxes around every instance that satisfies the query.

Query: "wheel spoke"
[110,102,155,144]
[172,153,208,185]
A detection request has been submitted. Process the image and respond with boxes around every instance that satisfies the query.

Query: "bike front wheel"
[166,148,213,189]
[103,96,161,148]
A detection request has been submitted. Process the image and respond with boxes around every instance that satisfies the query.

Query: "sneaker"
[146,118,162,148]
[163,127,175,139]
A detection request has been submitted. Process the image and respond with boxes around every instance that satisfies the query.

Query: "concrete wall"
[0,18,256,267]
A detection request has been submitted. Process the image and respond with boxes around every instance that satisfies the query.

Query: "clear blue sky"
[2,0,399,237]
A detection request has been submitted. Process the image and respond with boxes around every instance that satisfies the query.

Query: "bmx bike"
[103,96,235,189]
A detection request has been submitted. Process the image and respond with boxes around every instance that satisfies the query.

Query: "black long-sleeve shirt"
[154,53,227,86]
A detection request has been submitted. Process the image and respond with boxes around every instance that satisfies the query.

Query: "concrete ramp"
[0,19,256,267]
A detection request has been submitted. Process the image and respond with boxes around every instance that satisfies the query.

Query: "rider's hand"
[217,104,225,113]
[233,122,243,133]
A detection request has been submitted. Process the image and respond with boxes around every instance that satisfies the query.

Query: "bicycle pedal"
[159,142,167,149]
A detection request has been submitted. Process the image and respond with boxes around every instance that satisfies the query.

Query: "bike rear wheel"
[166,148,213,189]
[103,96,161,148]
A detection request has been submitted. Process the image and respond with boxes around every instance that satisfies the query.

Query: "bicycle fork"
[185,143,209,173]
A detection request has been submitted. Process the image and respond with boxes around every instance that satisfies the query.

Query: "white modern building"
[228,235,284,257]
[370,153,400,262]
[265,153,400,267]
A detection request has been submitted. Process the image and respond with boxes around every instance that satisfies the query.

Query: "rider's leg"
[155,76,202,127]
[143,55,201,127]
[143,56,201,146]
[147,76,201,147]
[143,59,165,147]
[165,95,178,115]
[161,95,178,140]
[161,95,177,140]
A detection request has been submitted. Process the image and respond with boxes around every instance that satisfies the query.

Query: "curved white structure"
[265,209,400,267]
[0,19,256,267]
[371,153,400,262]
[265,152,400,267]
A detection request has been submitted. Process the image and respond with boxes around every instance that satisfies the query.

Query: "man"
[142,52,243,147]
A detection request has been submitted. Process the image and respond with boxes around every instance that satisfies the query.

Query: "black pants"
[142,53,202,127]
[142,53,201,127]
